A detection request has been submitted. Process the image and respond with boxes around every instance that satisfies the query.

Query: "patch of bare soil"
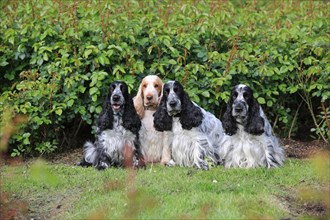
[1,138,328,166]
[46,148,83,165]
[278,187,329,220]
[282,138,330,159]
[47,138,330,165]
[0,192,29,220]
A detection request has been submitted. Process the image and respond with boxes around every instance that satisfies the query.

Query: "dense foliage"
[0,0,329,156]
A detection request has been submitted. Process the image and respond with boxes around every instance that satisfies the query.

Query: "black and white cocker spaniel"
[78,81,143,170]
[153,80,224,170]
[218,84,285,168]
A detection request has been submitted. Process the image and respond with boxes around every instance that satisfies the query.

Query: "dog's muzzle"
[232,101,247,119]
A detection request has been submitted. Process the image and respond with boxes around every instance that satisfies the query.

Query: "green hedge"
[0,0,329,156]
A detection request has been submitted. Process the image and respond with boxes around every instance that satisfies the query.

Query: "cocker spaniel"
[219,84,285,168]
[153,80,224,170]
[133,75,171,165]
[78,81,142,170]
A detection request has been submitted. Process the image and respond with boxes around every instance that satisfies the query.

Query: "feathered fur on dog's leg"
[83,141,109,170]
[84,141,98,164]
[76,157,92,167]
[76,141,98,167]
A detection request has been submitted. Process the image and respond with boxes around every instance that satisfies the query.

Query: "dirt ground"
[281,138,330,159]
[1,138,328,166]
[46,138,330,165]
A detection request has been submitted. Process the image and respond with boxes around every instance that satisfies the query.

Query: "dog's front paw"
[198,161,209,170]
[76,158,92,167]
[133,157,146,169]
[165,159,176,167]
[95,161,109,170]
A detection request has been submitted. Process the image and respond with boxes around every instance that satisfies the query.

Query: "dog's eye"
[165,88,170,94]
[233,92,238,98]
[143,84,147,88]
[154,84,159,88]
[120,84,124,90]
[243,92,248,98]
[173,87,178,93]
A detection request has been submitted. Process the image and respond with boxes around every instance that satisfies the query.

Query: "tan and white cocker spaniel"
[133,75,172,165]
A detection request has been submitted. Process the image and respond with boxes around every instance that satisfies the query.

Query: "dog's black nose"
[112,94,120,102]
[147,96,153,101]
[234,106,243,113]
[169,100,177,107]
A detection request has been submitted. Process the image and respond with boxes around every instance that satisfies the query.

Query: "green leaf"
[84,49,93,58]
[55,109,63,116]
[43,53,48,61]
[0,60,9,66]
[37,58,43,66]
[197,51,206,58]
[267,100,273,107]
[280,66,288,74]
[9,36,15,45]
[4,72,15,80]
[78,85,86,93]
[89,87,98,95]
[168,59,177,65]
[95,106,102,114]
[98,55,105,65]
[303,57,311,65]
[67,99,74,107]
[201,91,210,98]
[92,95,98,102]
[257,97,266,104]
[289,86,298,94]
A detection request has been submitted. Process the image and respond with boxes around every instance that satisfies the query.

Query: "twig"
[73,118,83,139]
[299,91,328,143]
[320,101,330,131]
[288,100,303,139]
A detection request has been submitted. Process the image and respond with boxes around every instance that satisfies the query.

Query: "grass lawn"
[1,157,329,219]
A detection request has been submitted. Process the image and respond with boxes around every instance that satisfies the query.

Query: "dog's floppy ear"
[179,91,203,130]
[133,83,144,119]
[153,95,172,131]
[222,97,237,136]
[245,98,264,135]
[157,77,164,106]
[97,88,114,132]
[122,86,141,136]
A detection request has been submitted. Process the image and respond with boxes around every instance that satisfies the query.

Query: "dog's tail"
[76,141,97,167]
[84,141,98,165]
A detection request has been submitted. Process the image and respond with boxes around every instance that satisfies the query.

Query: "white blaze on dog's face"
[231,84,251,122]
[110,82,126,113]
[141,75,163,108]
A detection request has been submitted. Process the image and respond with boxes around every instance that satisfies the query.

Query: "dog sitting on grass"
[218,84,285,168]
[77,81,143,170]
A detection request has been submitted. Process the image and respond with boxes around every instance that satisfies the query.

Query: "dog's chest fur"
[170,118,211,168]
[220,125,271,168]
[99,115,135,163]
[139,110,164,162]
[141,110,156,131]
